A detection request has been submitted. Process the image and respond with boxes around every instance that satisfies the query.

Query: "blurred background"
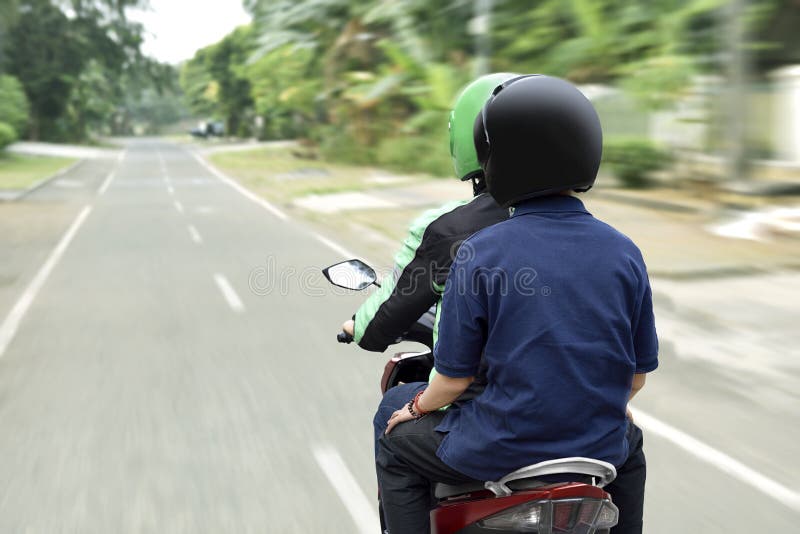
[0,0,798,533]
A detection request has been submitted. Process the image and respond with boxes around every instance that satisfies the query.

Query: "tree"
[4,0,87,139]
[222,0,790,176]
[248,45,320,139]
[0,74,30,135]
[205,25,256,137]
[180,26,256,136]
[122,62,187,135]
[2,0,149,140]
[180,47,220,119]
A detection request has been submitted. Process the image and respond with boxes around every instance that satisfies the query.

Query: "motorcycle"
[323,259,620,534]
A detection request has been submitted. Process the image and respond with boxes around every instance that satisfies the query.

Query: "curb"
[649,261,800,281]
[0,158,87,202]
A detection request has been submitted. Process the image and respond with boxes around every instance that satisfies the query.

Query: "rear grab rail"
[484,457,617,497]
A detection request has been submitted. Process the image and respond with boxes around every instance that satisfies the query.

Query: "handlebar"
[337,331,354,344]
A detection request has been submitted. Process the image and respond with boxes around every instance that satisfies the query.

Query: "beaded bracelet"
[406,399,421,418]
[407,390,429,419]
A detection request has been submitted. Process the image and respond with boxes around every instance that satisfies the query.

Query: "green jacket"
[354,192,508,352]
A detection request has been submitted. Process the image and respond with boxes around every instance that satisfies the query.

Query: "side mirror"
[322,259,379,291]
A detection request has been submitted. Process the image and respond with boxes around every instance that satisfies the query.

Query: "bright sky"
[129,0,252,65]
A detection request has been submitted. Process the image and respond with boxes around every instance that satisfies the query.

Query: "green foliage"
[1,0,150,141]
[491,0,731,107]
[180,48,219,118]
[198,0,781,176]
[0,122,16,149]
[374,130,452,177]
[118,61,187,136]
[180,25,256,136]
[0,75,30,135]
[4,0,86,139]
[603,137,673,188]
[206,25,256,136]
[248,45,320,139]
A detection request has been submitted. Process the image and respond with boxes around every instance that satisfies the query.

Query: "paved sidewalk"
[7,141,120,160]
[295,179,800,279]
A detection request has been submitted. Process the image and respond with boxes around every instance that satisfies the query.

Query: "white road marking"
[97,171,115,195]
[173,200,184,214]
[157,152,171,182]
[194,205,217,215]
[312,445,380,534]
[313,234,362,262]
[213,274,245,312]
[630,406,800,512]
[186,150,379,263]
[167,185,175,195]
[117,150,125,163]
[312,233,378,269]
[191,152,288,221]
[0,206,92,358]
[187,225,203,244]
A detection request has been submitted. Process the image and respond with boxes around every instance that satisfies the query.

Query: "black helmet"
[474,75,603,207]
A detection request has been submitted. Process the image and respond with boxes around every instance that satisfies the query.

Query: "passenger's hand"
[385,406,415,435]
[341,319,355,336]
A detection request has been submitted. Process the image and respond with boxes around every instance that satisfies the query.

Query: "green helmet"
[449,72,520,181]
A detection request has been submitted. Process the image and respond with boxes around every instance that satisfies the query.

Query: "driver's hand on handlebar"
[341,319,355,336]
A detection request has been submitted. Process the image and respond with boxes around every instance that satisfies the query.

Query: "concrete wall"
[769,65,800,162]
[586,67,800,168]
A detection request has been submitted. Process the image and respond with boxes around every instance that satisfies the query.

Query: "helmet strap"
[471,175,487,196]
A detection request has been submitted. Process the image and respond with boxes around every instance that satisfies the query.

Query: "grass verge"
[0,153,78,190]
[208,145,423,206]
[208,145,439,263]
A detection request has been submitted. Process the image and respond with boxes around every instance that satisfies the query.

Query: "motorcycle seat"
[435,457,616,499]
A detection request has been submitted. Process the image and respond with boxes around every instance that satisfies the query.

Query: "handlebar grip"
[337,332,354,344]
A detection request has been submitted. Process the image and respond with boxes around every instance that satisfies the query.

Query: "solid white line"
[313,234,362,262]
[312,445,380,534]
[191,152,288,221]
[630,406,800,512]
[187,225,203,244]
[213,274,245,312]
[0,206,92,358]
[97,171,115,195]
[186,149,379,263]
[167,185,175,195]
[173,200,184,214]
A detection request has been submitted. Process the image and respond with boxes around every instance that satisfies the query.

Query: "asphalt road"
[0,138,797,533]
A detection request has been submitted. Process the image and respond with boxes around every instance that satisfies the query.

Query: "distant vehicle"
[189,121,225,139]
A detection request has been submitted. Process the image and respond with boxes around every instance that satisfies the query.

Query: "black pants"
[376,410,475,533]
[605,421,646,534]
[374,383,647,534]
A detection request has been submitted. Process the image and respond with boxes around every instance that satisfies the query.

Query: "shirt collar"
[511,195,589,217]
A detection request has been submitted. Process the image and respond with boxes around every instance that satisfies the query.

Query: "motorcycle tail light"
[593,501,619,530]
[478,501,544,532]
[478,498,618,533]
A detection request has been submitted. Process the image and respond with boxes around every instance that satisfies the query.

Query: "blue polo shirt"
[433,195,658,481]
